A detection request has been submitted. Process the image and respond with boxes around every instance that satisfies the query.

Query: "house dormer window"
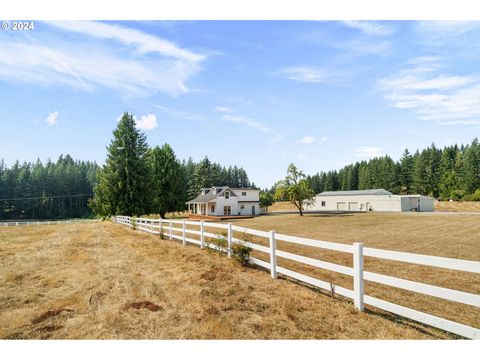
[242,191,246,196]
[212,188,216,194]
[225,191,230,199]
[202,189,205,195]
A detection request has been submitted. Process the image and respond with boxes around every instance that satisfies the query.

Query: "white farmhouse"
[304,189,434,212]
[186,186,260,217]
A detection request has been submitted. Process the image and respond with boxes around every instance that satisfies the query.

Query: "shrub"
[206,232,228,253]
[231,242,252,266]
[231,232,253,266]
[462,189,480,201]
[450,189,465,201]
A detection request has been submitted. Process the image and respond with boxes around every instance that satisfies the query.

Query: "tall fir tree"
[91,112,151,217]
[399,149,414,194]
[148,144,186,218]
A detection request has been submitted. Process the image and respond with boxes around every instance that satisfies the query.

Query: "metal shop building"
[305,189,434,212]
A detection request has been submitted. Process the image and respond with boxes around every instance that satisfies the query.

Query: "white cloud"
[47,21,205,63]
[415,21,480,37]
[320,136,328,142]
[223,114,274,134]
[213,106,234,113]
[278,67,328,83]
[155,105,205,121]
[354,146,384,158]
[381,74,475,91]
[221,114,282,142]
[341,21,395,36]
[45,111,59,126]
[0,21,206,97]
[298,136,315,144]
[135,114,158,130]
[378,57,480,125]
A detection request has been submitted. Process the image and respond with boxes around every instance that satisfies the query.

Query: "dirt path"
[0,222,454,339]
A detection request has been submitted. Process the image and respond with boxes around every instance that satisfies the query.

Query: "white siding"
[305,194,434,212]
[234,189,260,201]
[212,196,239,215]
[189,188,261,216]
[238,202,260,216]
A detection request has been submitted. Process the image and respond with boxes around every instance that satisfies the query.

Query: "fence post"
[159,216,162,237]
[353,242,364,311]
[169,219,173,240]
[182,220,186,245]
[227,223,232,258]
[269,230,277,279]
[200,220,205,249]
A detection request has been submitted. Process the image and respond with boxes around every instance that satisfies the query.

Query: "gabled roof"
[186,192,219,204]
[318,189,393,196]
[186,186,238,204]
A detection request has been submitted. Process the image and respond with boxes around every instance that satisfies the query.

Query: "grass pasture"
[226,212,480,332]
[0,212,479,339]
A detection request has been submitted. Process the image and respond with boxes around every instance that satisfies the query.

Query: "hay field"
[434,201,480,212]
[0,221,456,340]
[227,212,480,331]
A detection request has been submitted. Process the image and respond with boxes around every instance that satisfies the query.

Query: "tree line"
[91,113,254,218]
[0,155,99,220]
[300,139,480,200]
[0,113,255,220]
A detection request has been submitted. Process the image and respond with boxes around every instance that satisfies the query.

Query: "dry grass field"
[434,201,480,212]
[0,220,464,340]
[227,212,480,332]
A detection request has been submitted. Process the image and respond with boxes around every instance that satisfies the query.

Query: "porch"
[187,202,215,216]
[188,214,255,221]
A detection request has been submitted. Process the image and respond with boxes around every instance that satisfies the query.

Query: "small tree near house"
[259,191,275,213]
[275,163,315,216]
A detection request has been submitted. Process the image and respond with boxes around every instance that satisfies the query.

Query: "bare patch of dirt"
[32,309,74,324]
[37,325,63,333]
[204,306,220,316]
[125,301,162,312]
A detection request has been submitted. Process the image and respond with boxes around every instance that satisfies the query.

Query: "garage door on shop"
[337,202,347,211]
[348,202,359,211]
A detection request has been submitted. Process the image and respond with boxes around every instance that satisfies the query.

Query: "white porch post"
[205,202,208,216]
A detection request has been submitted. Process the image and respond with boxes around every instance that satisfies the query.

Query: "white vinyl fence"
[113,215,480,339]
[0,219,100,227]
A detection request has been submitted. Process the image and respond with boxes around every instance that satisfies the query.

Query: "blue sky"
[1,20,480,188]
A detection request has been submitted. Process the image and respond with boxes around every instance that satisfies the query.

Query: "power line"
[0,194,94,202]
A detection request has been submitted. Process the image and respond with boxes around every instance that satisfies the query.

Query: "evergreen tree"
[463,138,480,193]
[399,149,414,194]
[148,144,186,218]
[91,112,150,217]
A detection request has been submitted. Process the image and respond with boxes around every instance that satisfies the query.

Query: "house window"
[242,191,246,196]
[211,205,215,213]
[224,206,231,215]
[321,201,326,207]
[224,191,230,199]
[240,204,245,210]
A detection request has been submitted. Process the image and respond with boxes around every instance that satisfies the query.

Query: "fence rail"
[113,215,480,339]
[1,219,100,227]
